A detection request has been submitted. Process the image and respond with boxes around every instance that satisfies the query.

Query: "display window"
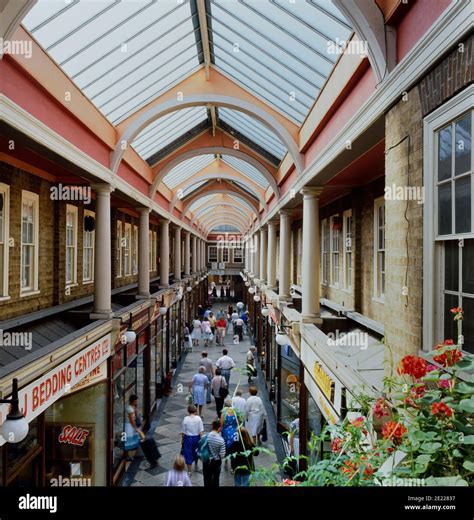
[279,346,301,429]
[44,383,107,486]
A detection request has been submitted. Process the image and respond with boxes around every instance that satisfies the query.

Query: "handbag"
[185,392,193,405]
[259,419,268,442]
[219,376,229,399]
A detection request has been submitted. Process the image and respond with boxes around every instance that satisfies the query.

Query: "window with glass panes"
[233,248,243,263]
[208,245,217,262]
[436,110,473,352]
[222,247,229,263]
[83,211,94,282]
[123,223,131,275]
[374,199,385,298]
[0,184,9,297]
[344,210,352,290]
[66,206,78,285]
[321,219,329,285]
[21,192,38,292]
[116,221,122,277]
[330,216,340,286]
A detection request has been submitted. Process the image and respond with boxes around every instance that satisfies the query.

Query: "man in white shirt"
[231,311,239,335]
[215,349,235,386]
[234,317,244,340]
[232,389,247,421]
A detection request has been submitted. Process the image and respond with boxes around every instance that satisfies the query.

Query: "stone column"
[174,226,182,281]
[192,235,197,274]
[91,184,114,319]
[279,210,292,300]
[259,227,267,284]
[267,221,277,289]
[137,207,151,299]
[202,239,206,271]
[159,219,170,288]
[184,231,191,276]
[301,188,323,322]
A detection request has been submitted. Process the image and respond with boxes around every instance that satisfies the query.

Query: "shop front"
[263,303,278,404]
[278,343,301,431]
[0,332,112,487]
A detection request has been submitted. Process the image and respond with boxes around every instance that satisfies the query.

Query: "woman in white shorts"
[191,316,202,347]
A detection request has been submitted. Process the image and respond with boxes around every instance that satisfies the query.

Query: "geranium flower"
[382,421,407,445]
[397,355,428,379]
[410,384,426,399]
[281,479,301,486]
[340,460,357,478]
[437,379,452,390]
[362,463,375,479]
[450,307,463,320]
[426,364,437,373]
[372,398,390,418]
[431,401,453,419]
[330,437,343,453]
[433,347,462,367]
[350,416,365,428]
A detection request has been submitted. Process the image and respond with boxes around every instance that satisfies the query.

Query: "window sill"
[20,290,40,298]
[0,296,11,302]
[83,280,94,286]
[342,288,352,294]
[329,284,341,290]
[372,296,385,304]
[66,283,78,289]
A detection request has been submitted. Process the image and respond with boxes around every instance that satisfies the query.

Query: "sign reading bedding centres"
[0,333,112,445]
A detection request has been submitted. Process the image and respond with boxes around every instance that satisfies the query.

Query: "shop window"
[20,190,39,293]
[427,105,473,353]
[373,198,385,300]
[83,210,95,283]
[233,248,243,263]
[0,183,10,298]
[149,230,157,272]
[116,221,123,277]
[132,225,138,275]
[330,215,341,287]
[279,345,300,429]
[321,219,329,285]
[343,210,353,291]
[208,245,217,262]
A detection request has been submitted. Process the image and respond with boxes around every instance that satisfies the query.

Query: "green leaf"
[460,435,474,444]
[456,357,474,370]
[415,454,432,464]
[462,460,474,471]
[455,382,474,394]
[440,373,452,380]
[458,398,474,413]
[419,442,443,453]
[424,476,469,486]
[452,449,464,458]
[453,420,474,434]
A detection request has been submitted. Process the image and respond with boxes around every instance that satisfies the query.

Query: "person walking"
[246,346,257,384]
[220,399,240,451]
[199,351,214,404]
[228,427,256,487]
[216,315,227,346]
[203,420,226,488]
[211,368,228,418]
[191,316,202,347]
[231,310,239,335]
[180,405,204,476]
[201,317,212,348]
[189,366,209,417]
[232,389,247,422]
[208,312,216,340]
[246,386,266,445]
[165,455,192,487]
[197,305,205,319]
[235,316,244,341]
[124,394,142,460]
[216,349,235,387]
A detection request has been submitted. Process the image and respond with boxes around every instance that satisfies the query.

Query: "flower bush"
[251,308,474,486]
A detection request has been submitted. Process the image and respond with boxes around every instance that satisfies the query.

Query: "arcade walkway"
[122,303,278,486]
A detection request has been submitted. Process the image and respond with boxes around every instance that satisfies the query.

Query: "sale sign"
[0,333,111,445]
[58,425,90,447]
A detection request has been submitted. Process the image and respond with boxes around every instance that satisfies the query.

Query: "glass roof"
[222,155,268,188]
[219,108,286,160]
[23,0,201,124]
[188,194,216,213]
[209,0,352,124]
[132,107,208,160]
[211,225,241,232]
[163,155,215,189]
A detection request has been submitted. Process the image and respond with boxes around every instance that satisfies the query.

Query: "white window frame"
[83,209,95,284]
[208,245,218,262]
[0,183,10,299]
[321,219,329,286]
[117,220,123,277]
[343,210,353,292]
[329,215,341,288]
[424,86,474,352]
[20,190,39,295]
[65,205,78,286]
[123,222,131,276]
[222,247,229,263]
[373,197,385,302]
[233,248,243,263]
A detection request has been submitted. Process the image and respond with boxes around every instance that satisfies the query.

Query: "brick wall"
[384,86,424,370]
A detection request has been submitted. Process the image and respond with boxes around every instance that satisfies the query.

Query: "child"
[165,455,192,487]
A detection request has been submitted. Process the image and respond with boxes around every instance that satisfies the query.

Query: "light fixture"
[248,287,255,294]
[0,379,29,444]
[120,314,136,345]
[261,306,269,317]
[159,306,167,315]
[186,286,192,293]
[194,280,199,286]
[253,294,260,302]
[245,281,250,287]
[275,325,291,346]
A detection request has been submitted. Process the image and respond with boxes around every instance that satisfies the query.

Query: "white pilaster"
[159,219,170,288]
[137,207,151,299]
[278,210,292,300]
[174,226,182,281]
[267,221,277,289]
[184,231,191,276]
[259,227,267,284]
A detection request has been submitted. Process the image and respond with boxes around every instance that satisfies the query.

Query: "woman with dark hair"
[124,394,141,460]
[181,405,204,477]
[228,427,256,487]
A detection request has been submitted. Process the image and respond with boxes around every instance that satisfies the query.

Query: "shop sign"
[301,340,342,417]
[267,304,278,324]
[304,370,339,425]
[58,425,90,447]
[69,362,107,394]
[0,333,112,445]
[132,308,149,333]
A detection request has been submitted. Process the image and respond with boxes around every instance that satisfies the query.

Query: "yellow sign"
[313,361,334,402]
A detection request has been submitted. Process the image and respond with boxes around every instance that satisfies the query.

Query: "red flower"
[363,463,375,479]
[330,437,343,453]
[372,398,390,419]
[431,402,453,419]
[437,379,452,390]
[340,460,357,478]
[282,479,301,486]
[350,417,365,428]
[397,355,428,379]
[410,384,426,399]
[443,339,455,345]
[450,307,463,320]
[382,421,407,445]
[426,364,437,373]
[433,347,462,367]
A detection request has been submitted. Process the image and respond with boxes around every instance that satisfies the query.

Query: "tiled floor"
[122,304,278,487]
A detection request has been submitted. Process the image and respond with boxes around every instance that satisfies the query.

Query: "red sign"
[58,425,90,447]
